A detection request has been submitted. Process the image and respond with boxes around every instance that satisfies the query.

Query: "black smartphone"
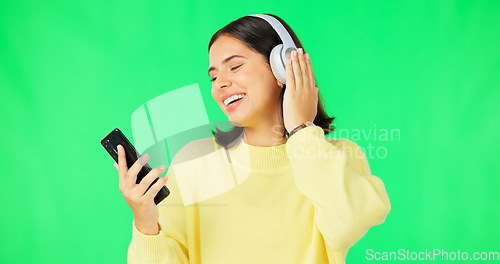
[101,128,170,204]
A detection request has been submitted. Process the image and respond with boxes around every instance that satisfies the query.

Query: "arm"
[127,167,189,264]
[286,125,391,252]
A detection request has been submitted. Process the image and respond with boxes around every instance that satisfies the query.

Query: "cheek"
[250,69,279,98]
[211,86,219,103]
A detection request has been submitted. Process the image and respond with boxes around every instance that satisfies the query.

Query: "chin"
[226,114,246,127]
[229,120,245,127]
[221,108,245,127]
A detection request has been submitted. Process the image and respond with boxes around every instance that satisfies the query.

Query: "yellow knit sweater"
[127,126,391,264]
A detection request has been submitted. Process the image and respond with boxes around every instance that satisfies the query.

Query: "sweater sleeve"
[127,167,189,264]
[285,125,391,252]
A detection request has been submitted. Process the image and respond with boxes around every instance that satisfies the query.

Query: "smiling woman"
[207,14,336,148]
[209,34,285,143]
[121,14,391,264]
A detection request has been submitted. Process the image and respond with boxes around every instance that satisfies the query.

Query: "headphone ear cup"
[269,44,286,84]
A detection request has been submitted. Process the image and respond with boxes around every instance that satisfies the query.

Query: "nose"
[214,71,231,90]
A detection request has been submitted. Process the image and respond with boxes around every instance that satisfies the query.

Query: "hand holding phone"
[116,145,168,235]
[101,128,170,235]
[101,128,170,204]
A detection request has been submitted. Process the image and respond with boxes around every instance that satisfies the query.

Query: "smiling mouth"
[224,94,246,106]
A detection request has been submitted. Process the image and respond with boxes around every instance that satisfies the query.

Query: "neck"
[243,124,287,147]
[239,98,287,147]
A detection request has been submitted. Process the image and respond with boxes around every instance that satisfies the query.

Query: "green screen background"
[1,0,498,263]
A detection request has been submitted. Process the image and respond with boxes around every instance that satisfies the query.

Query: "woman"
[116,14,391,264]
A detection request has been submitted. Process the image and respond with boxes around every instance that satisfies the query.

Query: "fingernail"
[159,165,166,170]
[138,153,150,165]
[298,48,303,55]
[306,53,310,60]
[292,50,297,57]
[116,145,121,154]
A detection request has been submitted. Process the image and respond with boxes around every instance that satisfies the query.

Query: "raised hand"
[115,144,168,235]
[282,48,319,134]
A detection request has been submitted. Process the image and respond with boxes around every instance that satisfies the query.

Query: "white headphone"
[249,14,297,85]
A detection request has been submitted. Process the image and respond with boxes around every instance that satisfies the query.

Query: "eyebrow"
[208,55,247,75]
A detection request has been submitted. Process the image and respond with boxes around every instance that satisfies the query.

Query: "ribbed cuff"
[131,220,168,260]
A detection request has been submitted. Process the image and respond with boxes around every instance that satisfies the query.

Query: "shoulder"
[326,138,371,175]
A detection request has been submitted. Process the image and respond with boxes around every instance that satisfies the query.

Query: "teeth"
[224,94,245,106]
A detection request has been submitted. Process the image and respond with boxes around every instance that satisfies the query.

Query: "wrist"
[287,121,315,138]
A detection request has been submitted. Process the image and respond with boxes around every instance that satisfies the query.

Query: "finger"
[306,53,316,88]
[117,145,127,185]
[143,175,169,202]
[136,165,167,196]
[285,56,295,91]
[291,50,303,90]
[297,48,310,89]
[126,153,150,187]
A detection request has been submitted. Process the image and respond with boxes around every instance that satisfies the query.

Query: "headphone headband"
[249,14,296,50]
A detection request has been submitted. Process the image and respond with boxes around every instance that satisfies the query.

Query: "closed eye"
[210,65,242,82]
[231,65,242,71]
